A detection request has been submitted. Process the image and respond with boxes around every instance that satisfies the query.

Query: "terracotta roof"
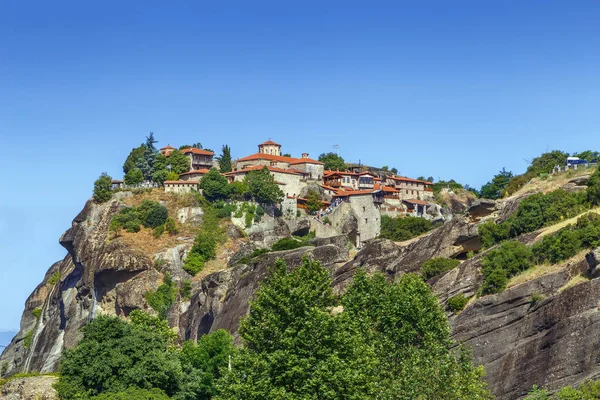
[388,175,433,185]
[180,147,214,156]
[403,198,429,205]
[260,140,281,146]
[382,186,400,193]
[164,180,199,185]
[237,152,324,165]
[160,145,175,150]
[179,169,210,176]
[332,189,378,197]
[227,165,304,176]
[324,170,359,176]
[320,184,341,192]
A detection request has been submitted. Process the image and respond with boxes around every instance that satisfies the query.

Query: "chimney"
[302,152,309,159]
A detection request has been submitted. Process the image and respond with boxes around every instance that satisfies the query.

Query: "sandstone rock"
[176,207,203,225]
[0,376,58,400]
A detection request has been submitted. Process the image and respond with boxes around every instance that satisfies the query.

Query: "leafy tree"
[305,189,322,214]
[93,173,113,203]
[480,168,513,199]
[167,171,179,181]
[318,152,346,171]
[137,200,169,228]
[433,179,464,194]
[421,257,460,280]
[282,153,291,157]
[145,273,177,319]
[588,167,600,205]
[481,240,533,294]
[217,145,233,173]
[90,387,171,400]
[230,181,249,200]
[526,150,569,177]
[152,169,170,185]
[124,168,144,185]
[215,258,378,399]
[573,150,600,162]
[391,167,398,174]
[382,165,389,171]
[123,145,146,175]
[342,270,491,399]
[244,167,284,205]
[54,311,182,399]
[168,150,191,174]
[200,168,231,201]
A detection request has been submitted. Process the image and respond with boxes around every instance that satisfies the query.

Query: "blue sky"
[0,1,599,331]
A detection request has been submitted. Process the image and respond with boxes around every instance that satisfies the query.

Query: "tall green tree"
[588,167,600,205]
[124,168,144,185]
[244,167,284,205]
[123,145,146,175]
[137,133,159,180]
[318,152,346,171]
[217,145,233,173]
[305,189,323,214]
[215,258,378,400]
[93,173,113,203]
[200,168,231,201]
[480,168,513,199]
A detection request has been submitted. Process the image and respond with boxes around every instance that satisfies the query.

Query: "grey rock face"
[0,375,58,400]
[586,247,600,274]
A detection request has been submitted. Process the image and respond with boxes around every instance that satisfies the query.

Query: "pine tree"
[217,145,233,173]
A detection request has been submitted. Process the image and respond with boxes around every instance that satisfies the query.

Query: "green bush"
[271,237,306,251]
[183,252,205,276]
[152,224,164,238]
[323,216,331,224]
[23,329,34,349]
[90,387,170,400]
[180,279,192,300]
[380,215,438,241]
[93,173,113,203]
[165,217,178,235]
[124,167,144,185]
[32,308,42,320]
[138,200,168,228]
[48,271,61,286]
[588,167,600,205]
[447,293,469,313]
[145,273,176,320]
[421,258,460,280]
[481,241,533,295]
[124,220,141,233]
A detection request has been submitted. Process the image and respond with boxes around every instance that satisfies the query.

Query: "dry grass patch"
[512,167,597,197]
[558,274,589,293]
[117,227,195,255]
[123,188,197,211]
[507,250,588,289]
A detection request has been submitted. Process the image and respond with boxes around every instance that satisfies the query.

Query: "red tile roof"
[237,152,324,165]
[160,145,175,150]
[260,140,281,146]
[179,169,210,176]
[180,147,214,156]
[388,175,433,185]
[403,198,429,205]
[332,189,378,197]
[226,165,304,176]
[164,180,199,184]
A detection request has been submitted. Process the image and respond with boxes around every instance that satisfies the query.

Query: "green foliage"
[271,237,310,251]
[32,307,42,320]
[217,144,233,173]
[229,181,249,200]
[380,215,437,241]
[167,171,179,181]
[448,293,469,313]
[505,150,570,196]
[318,152,346,171]
[481,241,533,295]
[432,179,464,194]
[145,273,177,320]
[164,149,191,175]
[525,379,600,399]
[152,224,165,238]
[111,201,168,233]
[93,173,113,203]
[530,290,544,305]
[178,330,235,400]
[200,168,231,201]
[391,167,398,174]
[184,203,225,276]
[54,311,182,399]
[479,189,591,248]
[588,167,600,205]
[323,216,331,224]
[183,252,205,276]
[480,168,513,199]
[123,145,146,175]
[151,168,170,185]
[524,385,550,399]
[23,329,33,349]
[421,257,460,280]
[180,279,192,300]
[124,168,144,185]
[305,189,322,214]
[165,217,178,235]
[48,271,61,285]
[244,167,284,205]
[1,362,7,378]
[90,387,171,400]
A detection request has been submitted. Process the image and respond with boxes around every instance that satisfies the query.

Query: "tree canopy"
[480,168,513,199]
[244,167,284,205]
[217,145,233,173]
[318,152,346,171]
[93,173,113,203]
[124,168,144,185]
[200,168,231,201]
[305,189,322,214]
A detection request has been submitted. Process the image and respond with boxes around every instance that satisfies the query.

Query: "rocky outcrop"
[0,375,58,400]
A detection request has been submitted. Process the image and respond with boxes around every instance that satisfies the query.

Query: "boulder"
[0,376,58,400]
[586,247,600,274]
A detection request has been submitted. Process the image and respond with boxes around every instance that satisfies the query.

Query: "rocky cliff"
[3,189,600,399]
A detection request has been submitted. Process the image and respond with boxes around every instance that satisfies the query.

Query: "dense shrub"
[305,190,323,214]
[588,167,600,205]
[165,217,178,235]
[271,237,306,251]
[481,241,533,295]
[93,173,113,203]
[199,168,231,201]
[525,379,600,399]
[380,215,438,241]
[145,273,176,320]
[447,293,469,313]
[183,203,226,276]
[110,201,168,233]
[479,189,590,248]
[421,258,460,280]
[90,388,170,400]
[152,224,164,238]
[180,279,192,300]
[124,167,144,185]
[183,252,205,276]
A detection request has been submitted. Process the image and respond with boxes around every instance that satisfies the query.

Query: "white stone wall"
[165,183,199,194]
[274,172,305,198]
[293,163,324,180]
[348,194,381,242]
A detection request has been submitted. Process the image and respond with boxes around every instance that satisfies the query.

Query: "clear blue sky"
[0,0,599,331]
